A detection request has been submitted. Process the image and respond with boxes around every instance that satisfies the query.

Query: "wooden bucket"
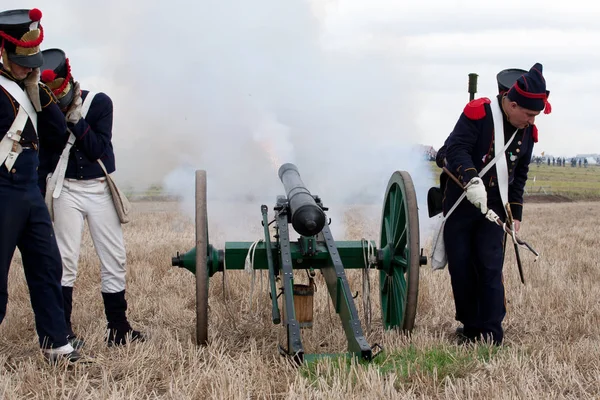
[283,278,315,328]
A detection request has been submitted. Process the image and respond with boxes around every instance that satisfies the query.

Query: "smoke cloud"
[10,0,438,242]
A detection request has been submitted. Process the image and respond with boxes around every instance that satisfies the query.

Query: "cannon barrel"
[278,163,326,237]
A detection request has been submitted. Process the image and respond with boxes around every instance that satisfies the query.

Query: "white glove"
[65,81,82,124]
[465,177,488,214]
[485,209,500,223]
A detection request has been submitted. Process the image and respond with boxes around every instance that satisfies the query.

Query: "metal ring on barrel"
[378,171,420,332]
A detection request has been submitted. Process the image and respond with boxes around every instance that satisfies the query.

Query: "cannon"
[278,163,326,237]
[171,163,427,364]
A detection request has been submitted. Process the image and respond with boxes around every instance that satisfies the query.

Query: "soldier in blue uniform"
[442,63,551,345]
[38,48,144,347]
[429,68,527,218]
[0,8,81,363]
[435,68,527,168]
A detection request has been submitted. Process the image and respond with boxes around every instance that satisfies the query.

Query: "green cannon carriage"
[172,162,427,364]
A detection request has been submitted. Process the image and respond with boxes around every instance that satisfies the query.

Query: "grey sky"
[3,1,599,237]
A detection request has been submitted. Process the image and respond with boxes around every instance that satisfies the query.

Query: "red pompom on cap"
[463,97,491,120]
[41,69,57,83]
[29,8,43,22]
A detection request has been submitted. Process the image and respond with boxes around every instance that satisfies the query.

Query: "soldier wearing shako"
[429,68,527,218]
[38,48,145,347]
[442,63,551,345]
[0,8,81,363]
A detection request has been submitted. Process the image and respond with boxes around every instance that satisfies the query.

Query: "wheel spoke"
[392,255,408,271]
[397,268,407,297]
[394,200,406,249]
[392,195,404,244]
[382,274,390,295]
[388,188,397,240]
[394,224,407,251]
[386,276,393,323]
[384,219,392,246]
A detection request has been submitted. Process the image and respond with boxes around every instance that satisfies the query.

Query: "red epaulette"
[532,125,538,143]
[463,97,491,120]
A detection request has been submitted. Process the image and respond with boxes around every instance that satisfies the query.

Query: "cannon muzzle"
[278,163,326,237]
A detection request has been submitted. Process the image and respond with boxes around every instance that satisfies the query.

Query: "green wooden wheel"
[379,171,420,332]
[195,170,209,346]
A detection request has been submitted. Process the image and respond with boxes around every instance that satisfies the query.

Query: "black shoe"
[455,326,478,345]
[43,347,83,365]
[107,327,146,347]
[67,334,85,351]
[455,326,502,346]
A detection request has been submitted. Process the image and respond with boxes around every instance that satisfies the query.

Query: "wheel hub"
[379,244,395,275]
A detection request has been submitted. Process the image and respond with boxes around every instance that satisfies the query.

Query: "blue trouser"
[0,150,68,349]
[443,199,506,345]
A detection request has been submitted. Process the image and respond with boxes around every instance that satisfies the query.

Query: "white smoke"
[9,0,438,244]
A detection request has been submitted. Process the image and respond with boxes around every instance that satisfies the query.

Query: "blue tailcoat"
[441,95,536,345]
[38,90,116,194]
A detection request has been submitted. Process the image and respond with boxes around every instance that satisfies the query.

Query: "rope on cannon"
[361,238,377,334]
[245,238,264,313]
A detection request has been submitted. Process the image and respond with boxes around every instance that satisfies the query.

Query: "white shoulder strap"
[81,91,96,119]
[0,74,38,132]
[443,98,517,221]
[490,96,514,217]
[0,106,29,170]
[50,130,76,199]
[48,91,98,198]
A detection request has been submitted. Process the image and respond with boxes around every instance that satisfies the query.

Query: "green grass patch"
[371,344,500,379]
[300,344,502,386]
[428,161,600,200]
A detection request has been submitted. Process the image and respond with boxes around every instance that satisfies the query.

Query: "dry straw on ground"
[1,200,599,399]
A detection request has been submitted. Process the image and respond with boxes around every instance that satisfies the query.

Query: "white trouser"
[52,178,126,293]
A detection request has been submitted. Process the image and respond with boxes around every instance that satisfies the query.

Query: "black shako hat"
[0,8,44,68]
[496,68,527,94]
[40,48,75,110]
[506,62,552,114]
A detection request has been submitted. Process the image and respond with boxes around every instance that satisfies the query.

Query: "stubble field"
[1,199,599,399]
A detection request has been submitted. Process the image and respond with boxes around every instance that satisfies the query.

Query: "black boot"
[62,286,85,350]
[102,290,145,346]
[455,325,484,345]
